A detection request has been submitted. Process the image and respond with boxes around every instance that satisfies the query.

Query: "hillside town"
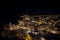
[0,15,60,40]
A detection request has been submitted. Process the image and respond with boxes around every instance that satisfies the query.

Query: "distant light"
[41,37,45,40]
[52,31,57,34]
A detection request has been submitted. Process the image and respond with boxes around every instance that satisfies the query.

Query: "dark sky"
[0,7,60,24]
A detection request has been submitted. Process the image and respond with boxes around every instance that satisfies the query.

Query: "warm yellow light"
[25,34,32,40]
